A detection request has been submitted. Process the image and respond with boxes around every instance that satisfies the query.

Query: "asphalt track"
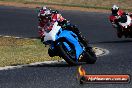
[0,6,132,88]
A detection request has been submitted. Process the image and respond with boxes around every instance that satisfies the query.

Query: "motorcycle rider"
[38,6,84,41]
[109,5,132,38]
[38,6,63,40]
[38,6,71,40]
[37,6,94,61]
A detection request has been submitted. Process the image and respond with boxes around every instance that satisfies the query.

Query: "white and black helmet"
[111,5,119,15]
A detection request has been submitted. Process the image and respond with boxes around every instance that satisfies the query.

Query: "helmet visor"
[112,9,118,16]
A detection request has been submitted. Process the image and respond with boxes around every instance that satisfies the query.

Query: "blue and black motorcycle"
[43,21,97,65]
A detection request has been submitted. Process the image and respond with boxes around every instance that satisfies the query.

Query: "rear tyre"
[85,48,97,64]
[78,34,97,64]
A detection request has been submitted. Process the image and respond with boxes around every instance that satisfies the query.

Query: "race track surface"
[0,6,131,88]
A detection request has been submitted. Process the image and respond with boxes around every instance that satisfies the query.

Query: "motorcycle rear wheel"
[78,34,97,64]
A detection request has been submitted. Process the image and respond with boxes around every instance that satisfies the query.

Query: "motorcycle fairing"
[55,29,83,60]
[44,21,83,61]
[119,15,132,28]
[44,22,61,42]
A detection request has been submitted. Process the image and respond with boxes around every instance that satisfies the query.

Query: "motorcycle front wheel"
[57,42,78,66]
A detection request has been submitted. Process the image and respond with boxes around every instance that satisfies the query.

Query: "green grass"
[0,36,61,67]
[0,0,132,11]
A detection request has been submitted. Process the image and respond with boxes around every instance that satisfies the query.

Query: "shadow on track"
[28,63,70,67]
[92,39,132,44]
[26,62,86,68]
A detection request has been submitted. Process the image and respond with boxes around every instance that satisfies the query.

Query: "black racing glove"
[51,10,59,14]
[58,20,68,28]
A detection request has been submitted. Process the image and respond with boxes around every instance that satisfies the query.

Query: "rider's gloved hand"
[51,10,59,14]
[58,19,68,25]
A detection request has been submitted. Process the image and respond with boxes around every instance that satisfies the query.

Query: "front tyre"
[57,42,78,66]
[48,48,56,57]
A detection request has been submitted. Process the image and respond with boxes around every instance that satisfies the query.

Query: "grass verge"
[0,0,132,11]
[0,36,61,67]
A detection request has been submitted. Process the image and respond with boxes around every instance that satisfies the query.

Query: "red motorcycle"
[109,14,132,38]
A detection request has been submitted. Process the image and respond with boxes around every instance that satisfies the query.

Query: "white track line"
[0,60,66,71]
